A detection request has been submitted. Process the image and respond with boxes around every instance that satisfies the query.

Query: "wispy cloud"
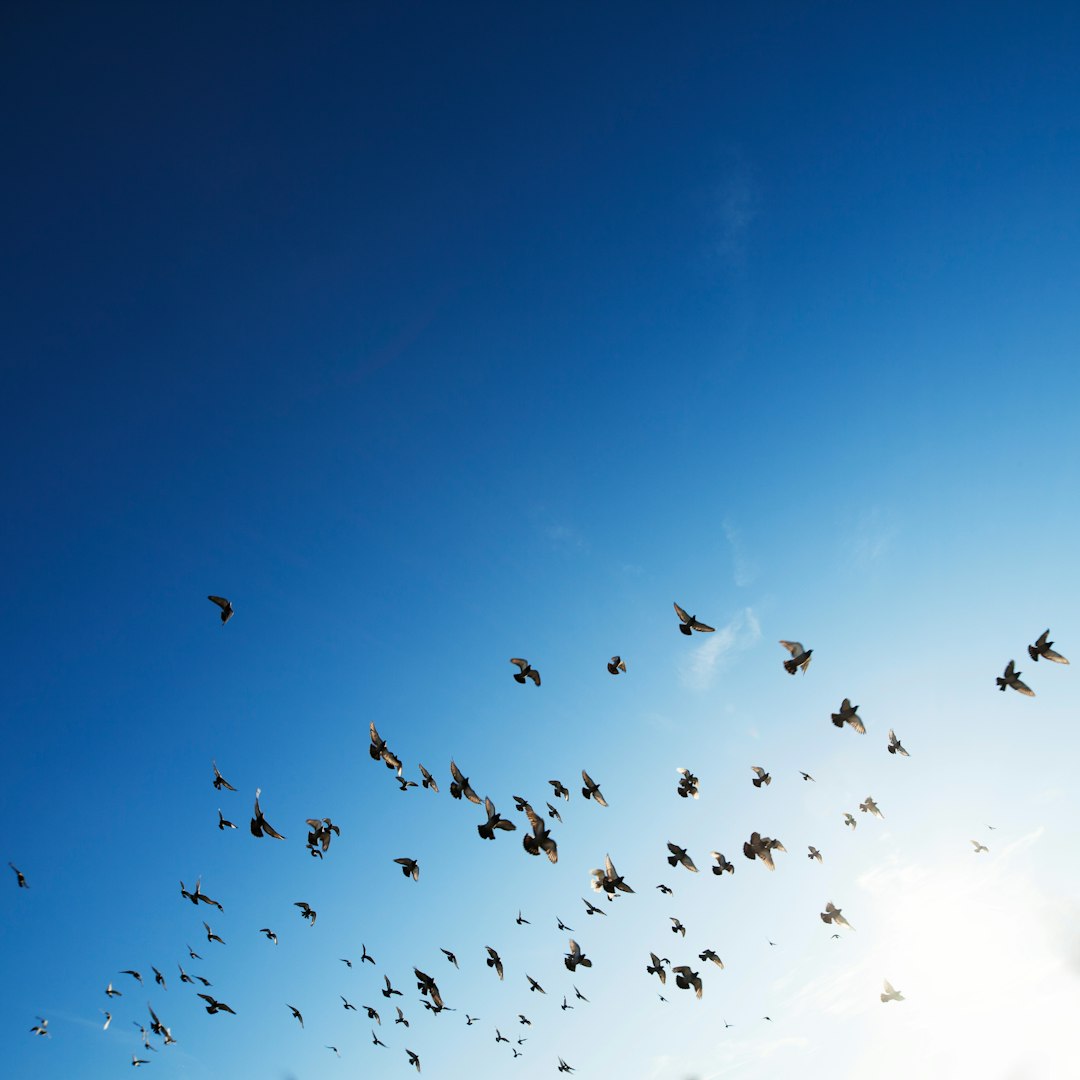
[678,607,761,690]
[712,152,758,268]
[723,520,758,587]
[849,507,897,567]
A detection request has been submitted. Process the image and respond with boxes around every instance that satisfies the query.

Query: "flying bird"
[104,982,122,998]
[217,809,236,830]
[698,949,724,969]
[340,996,357,1012]
[305,817,340,856]
[418,764,439,792]
[361,943,375,964]
[394,857,420,881]
[202,920,225,945]
[779,640,812,674]
[743,831,786,870]
[120,970,143,984]
[368,722,402,771]
[709,851,735,875]
[395,1007,409,1027]
[674,602,715,634]
[751,765,771,788]
[151,967,166,988]
[859,796,884,819]
[509,658,541,686]
[558,1058,575,1073]
[198,993,236,1015]
[414,968,444,1010]
[672,965,703,998]
[582,896,606,916]
[549,779,570,801]
[485,947,504,980]
[887,729,910,756]
[971,840,990,854]
[286,1004,303,1027]
[843,812,857,829]
[556,917,574,931]
[997,660,1034,696]
[294,901,317,926]
[522,803,558,863]
[656,882,674,894]
[808,846,823,863]
[666,843,698,872]
[515,910,530,925]
[607,655,627,674]
[564,939,592,972]
[545,801,563,822]
[371,1030,386,1047]
[131,1054,149,1068]
[580,769,608,806]
[440,948,458,968]
[670,917,687,937]
[249,789,285,839]
[647,953,667,983]
[820,902,853,930]
[478,797,517,840]
[831,698,866,733]
[362,1004,379,1021]
[207,595,234,624]
[676,767,700,799]
[30,1017,49,1037]
[525,974,545,993]
[799,771,815,781]
[180,877,222,911]
[1029,630,1069,664]
[449,760,482,804]
[211,760,236,791]
[382,975,402,999]
[881,979,905,1003]
[590,853,635,897]
[406,1048,421,1073]
[258,927,277,944]
[101,1010,112,1030]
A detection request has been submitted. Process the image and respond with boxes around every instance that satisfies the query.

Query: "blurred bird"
[217,809,236,830]
[799,771,815,781]
[29,1016,49,1037]
[997,660,1035,696]
[418,763,439,792]
[709,852,734,876]
[676,768,700,799]
[105,983,122,998]
[670,917,687,937]
[361,944,375,964]
[674,602,715,635]
[258,928,277,944]
[198,993,236,1015]
[743,832,786,870]
[287,1004,303,1027]
[698,949,724,969]
[362,1004,378,1021]
[180,877,222,911]
[414,968,444,1009]
[382,975,402,999]
[120,970,143,984]
[556,917,574,931]
[607,656,627,674]
[305,817,340,856]
[561,996,574,1011]
[843,813,857,829]
[887,729,909,756]
[478,797,517,840]
[509,658,541,686]
[779,640,812,674]
[881,979,905,1003]
[971,840,989,854]
[516,911,530,925]
[178,964,193,984]
[666,843,698,872]
[485,947,504,980]
[546,801,563,822]
[9,862,29,888]
[590,854,635,897]
[371,1030,386,1047]
[751,765,771,788]
[186,944,201,959]
[549,779,570,801]
[406,1048,421,1073]
[672,966,703,998]
[368,722,402,771]
[441,948,458,968]
[820,902,853,930]
[207,595,233,624]
[340,997,357,1012]
[101,1010,111,1029]
[449,760,481,804]
[202,921,225,945]
[558,1058,575,1073]
[525,974,545,993]
[831,699,866,734]
[808,846,823,863]
[582,896,606,916]
[581,769,608,806]
[394,857,420,881]
[657,882,674,894]
[564,939,592,972]
[395,1007,409,1027]
[522,803,558,863]
[151,967,166,988]
[294,901,317,926]
[1029,630,1069,664]
[132,1055,149,1067]
[211,760,236,792]
[647,953,667,983]
[249,789,285,839]
[859,796,884,819]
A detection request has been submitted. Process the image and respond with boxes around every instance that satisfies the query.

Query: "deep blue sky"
[3,4,1079,1078]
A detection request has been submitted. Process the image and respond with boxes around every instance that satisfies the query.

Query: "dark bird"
[178,963,193,985]
[997,660,1035,696]
[656,883,674,895]
[120,970,143,984]
[362,1004,379,1022]
[339,958,352,969]
[249,788,285,839]
[509,658,541,686]
[207,595,234,625]
[844,812,857,829]
[394,857,420,881]
[808,846,823,863]
[751,765,771,788]
[449,759,482,804]
[341,996,357,1012]
[512,795,531,812]
[525,974,545,993]
[193,975,212,987]
[479,797,517,840]
[186,944,201,959]
[9,862,28,888]
[518,1014,532,1026]
[820,902,853,930]
[574,985,589,1002]
[581,770,608,806]
[709,851,734,876]
[466,1015,479,1025]
[779,640,812,674]
[368,722,402,771]
[607,656,627,675]
[561,996,574,1011]
[699,949,724,969]
[881,979,905,1003]
[294,901,317,927]
[546,801,563,822]
[670,917,687,937]
[105,982,123,998]
[327,1046,340,1056]
[371,1030,386,1047]
[396,1007,409,1027]
[217,809,236,830]
[418,763,439,792]
[582,896,607,916]
[180,877,223,911]
[406,1048,421,1073]
[305,817,340,856]
[672,965,703,998]
[1029,630,1069,664]
[151,967,166,989]
[666,843,698,872]
[549,779,570,801]
[972,840,990,854]
[859,796,884,819]
[564,939,592,972]
[202,921,225,945]
[361,943,375,965]
[147,1003,175,1044]
[211,760,236,792]
[396,775,418,792]
[485,947,504,979]
[414,968,444,1010]
[831,698,866,734]
[522,803,559,863]
[799,771,815,781]
[647,953,667,984]
[743,831,786,870]
[495,1029,510,1044]
[258,928,277,944]
[674,602,715,635]
[287,1004,303,1027]
[441,948,458,968]
[131,1055,149,1067]
[198,993,236,1015]
[558,1058,575,1073]
[676,767,700,799]
[29,1016,49,1037]
[557,917,574,931]
[591,853,635,897]
[382,975,402,999]
[887,729,909,756]
[516,910,530,925]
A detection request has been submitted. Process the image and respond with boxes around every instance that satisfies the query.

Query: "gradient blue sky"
[3,3,1080,1078]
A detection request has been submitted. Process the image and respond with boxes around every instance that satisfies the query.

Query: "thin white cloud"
[723,520,758,587]
[849,507,897,567]
[678,607,761,690]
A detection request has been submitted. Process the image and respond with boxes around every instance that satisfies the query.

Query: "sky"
[2,2,1080,1077]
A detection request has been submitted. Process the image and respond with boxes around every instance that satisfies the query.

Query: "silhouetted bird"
[672,966,703,998]
[485,947,504,980]
[647,953,667,983]
[549,779,570,801]
[546,801,563,822]
[698,949,724,969]
[418,763,439,792]
[217,809,236,830]
[1029,630,1069,664]
[751,766,771,788]
[287,1004,303,1027]
[368,722,402,771]
[887,729,909,756]
[581,770,608,806]
[449,760,481,804]
[258,928,277,944]
[250,789,285,839]
[674,602,715,635]
[743,831,786,870]
[670,917,686,937]
[198,993,236,1015]
[522,803,558,863]
[564,939,592,972]
[779,640,812,674]
[394,857,420,881]
[709,851,734,875]
[211,760,236,791]
[591,853,635,897]
[676,767,700,798]
[607,655,627,674]
[294,901,317,926]
[799,771,815,781]
[997,660,1035,696]
[207,595,233,624]
[831,699,866,734]
[478,797,517,840]
[509,658,541,686]
[666,843,698,872]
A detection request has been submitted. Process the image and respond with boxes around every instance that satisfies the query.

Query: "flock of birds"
[11,597,1068,1073]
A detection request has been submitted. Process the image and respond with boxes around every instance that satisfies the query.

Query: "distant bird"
[193,975,212,987]
[709,852,734,876]
[258,927,277,944]
[485,946,504,980]
[1029,630,1069,664]
[525,973,545,993]
[101,1010,111,1030]
[120,970,143,984]
[820,902,853,930]
[132,1055,149,1068]
[151,967,166,988]
[674,602,715,635]
[843,813,857,829]
[417,763,439,792]
[518,1014,532,1026]
[382,975,402,999]
[647,953,667,983]
[561,995,574,1011]
[211,760,236,792]
[286,1004,303,1027]
[607,655,628,674]
[698,948,724,969]
[582,896,607,916]
[147,1003,175,1044]
[371,1030,386,1047]
[217,809,236,830]
[591,853,635,897]
[340,958,352,969]
[522,802,558,863]
[859,796,884,819]
[806,845,824,864]
[558,1057,575,1073]
[516,910,530,925]
[887,729,910,756]
[30,1017,49,1037]
[478,797,517,840]
[881,979,905,1003]
[405,1048,421,1073]
[178,963,193,984]
[672,965,703,998]
[509,658,541,686]
[449,760,481,804]
[556,917,574,931]
[495,1029,510,1043]
[362,1004,379,1021]
[466,1014,479,1025]
[394,857,420,881]
[831,698,866,734]
[186,944,201,959]
[396,775,418,792]
[799,771,815,782]
[198,993,236,1015]
[971,840,990,854]
[546,801,563,822]
[105,982,122,998]
[305,817,340,856]
[368,722,402,771]
[656,883,674,894]
[396,1007,409,1027]
[326,1045,339,1056]
[202,920,225,945]
[779,640,812,674]
[180,876,223,912]
[751,765,771,788]
[341,996,357,1012]
[207,595,234,624]
[676,767,700,799]
[414,968,444,1010]
[294,901,317,927]
[361,943,375,964]
[249,788,285,839]
[549,779,570,801]
[666,843,698,872]
[564,939,592,972]
[670,917,687,937]
[743,831,786,870]
[580,769,608,806]
[441,948,458,968]
[9,862,28,888]
[997,660,1035,696]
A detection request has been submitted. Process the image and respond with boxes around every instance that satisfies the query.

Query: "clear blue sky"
[3,3,1079,1078]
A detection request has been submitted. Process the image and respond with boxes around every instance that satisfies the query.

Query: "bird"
[670,917,687,937]
[676,767,700,798]
[371,1030,386,1047]
[743,831,786,870]
[971,840,990,854]
[202,921,225,945]
[582,896,607,916]
[211,759,236,792]
[186,944,201,959]
[286,1004,303,1027]
[193,975,212,987]
[997,659,1035,696]
[859,796,884,819]
[414,968,444,1010]
[525,973,546,993]
[674,602,715,634]
[180,877,223,911]
[607,655,627,674]
[844,812,857,829]
[485,946,504,980]
[249,788,285,839]
[440,948,458,968]
[101,1010,112,1030]
[105,982,122,998]
[558,1058,575,1073]
[580,769,608,806]
[198,993,236,1015]
[831,698,866,734]
[808,846,823,863]
[340,996,357,1012]
[326,1045,340,1056]
[591,853,635,897]
[362,1004,379,1021]
[556,917,574,931]
[672,965,703,998]
[478,797,517,840]
[887,729,910,756]
[751,765,771,788]
[709,852,734,875]
[561,995,574,1011]
[518,1014,532,1026]
[339,958,352,968]
[466,1014,479,1025]
[258,927,277,944]
[509,658,541,686]
[294,901,317,926]
[418,763,439,792]
[522,802,559,863]
[881,979,905,1003]
[699,948,724,969]
[151,966,166,988]
[647,953,667,983]
[516,910,530,925]
[799,771,816,781]
[779,639,812,674]
[368,722,402,771]
[146,1003,175,1044]
[545,801,563,823]
[820,902,853,930]
[178,963,194,984]
[305,817,340,856]
[449,759,481,804]
[207,595,234,624]
[131,1055,150,1068]
[361,943,375,964]
[666,842,698,872]
[549,779,570,801]
[8,862,28,888]
[396,775,418,792]
[394,857,420,881]
[217,809,236,830]
[30,1017,49,1037]
[396,1007,410,1027]
[120,969,143,984]
[1029,630,1069,664]
[495,1029,510,1044]
[382,975,402,998]
[564,939,592,972]
[405,1048,421,1073]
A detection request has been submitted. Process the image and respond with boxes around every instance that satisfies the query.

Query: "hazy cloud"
[678,607,761,690]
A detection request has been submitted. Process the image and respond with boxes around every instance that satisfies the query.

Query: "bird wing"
[673,602,691,624]
[779,640,803,656]
[509,658,529,671]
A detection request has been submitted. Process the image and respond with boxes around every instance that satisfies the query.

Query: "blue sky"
[3,3,1079,1078]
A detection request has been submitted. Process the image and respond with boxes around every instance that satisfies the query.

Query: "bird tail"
[752,778,763,787]
[783,658,797,674]
[666,855,678,867]
[477,823,493,840]
[995,678,1007,690]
